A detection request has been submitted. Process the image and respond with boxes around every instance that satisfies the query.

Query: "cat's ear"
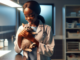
[22,23,25,27]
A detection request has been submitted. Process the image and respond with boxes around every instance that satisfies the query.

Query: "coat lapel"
[36,24,42,33]
[27,23,43,34]
[35,23,44,42]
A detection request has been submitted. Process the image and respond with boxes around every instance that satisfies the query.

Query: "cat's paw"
[29,43,36,49]
[24,49,32,52]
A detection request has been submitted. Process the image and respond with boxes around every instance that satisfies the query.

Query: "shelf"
[66,28,80,29]
[66,16,80,18]
[66,38,80,39]
[63,5,80,60]
[54,35,63,40]
[66,51,80,53]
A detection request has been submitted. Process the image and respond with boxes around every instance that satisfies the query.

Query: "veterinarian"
[14,1,55,60]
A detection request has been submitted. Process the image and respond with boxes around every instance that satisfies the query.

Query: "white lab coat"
[14,23,55,60]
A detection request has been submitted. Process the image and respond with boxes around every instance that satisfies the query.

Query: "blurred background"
[0,0,80,60]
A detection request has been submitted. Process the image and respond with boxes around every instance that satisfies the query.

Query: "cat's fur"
[21,23,37,52]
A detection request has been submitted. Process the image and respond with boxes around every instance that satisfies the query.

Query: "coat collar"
[27,22,44,33]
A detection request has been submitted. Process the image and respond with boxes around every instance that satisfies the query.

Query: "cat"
[21,23,37,52]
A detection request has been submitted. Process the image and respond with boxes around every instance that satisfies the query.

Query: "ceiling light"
[0,0,22,7]
[17,8,23,11]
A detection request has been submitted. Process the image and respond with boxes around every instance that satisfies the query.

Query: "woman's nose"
[27,17,31,20]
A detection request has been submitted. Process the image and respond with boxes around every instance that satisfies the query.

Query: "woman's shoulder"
[43,24,51,29]
[42,24,53,33]
[39,24,52,32]
[18,24,28,30]
[19,24,28,28]
[40,23,51,27]
[18,25,23,29]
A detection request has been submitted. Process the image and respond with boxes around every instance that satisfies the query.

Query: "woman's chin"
[29,22,33,25]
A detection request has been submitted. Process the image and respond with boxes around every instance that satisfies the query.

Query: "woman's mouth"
[28,20,33,23]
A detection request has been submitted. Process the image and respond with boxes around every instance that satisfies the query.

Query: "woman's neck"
[30,20,39,27]
[30,24,37,27]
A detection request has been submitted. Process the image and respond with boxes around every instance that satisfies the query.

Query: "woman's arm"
[18,28,39,48]
[14,25,39,51]
[14,26,23,53]
[38,25,55,57]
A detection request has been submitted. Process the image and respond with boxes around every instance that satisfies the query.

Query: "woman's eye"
[30,15,34,17]
[25,16,27,18]
[25,14,34,18]
[26,16,27,17]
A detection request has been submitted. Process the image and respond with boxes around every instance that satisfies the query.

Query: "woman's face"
[24,8,38,25]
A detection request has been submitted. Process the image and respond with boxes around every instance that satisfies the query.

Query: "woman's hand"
[18,29,32,48]
[18,29,32,38]
[18,29,39,48]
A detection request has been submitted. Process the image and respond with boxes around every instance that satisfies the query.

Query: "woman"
[14,1,55,60]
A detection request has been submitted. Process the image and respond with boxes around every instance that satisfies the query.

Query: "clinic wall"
[11,0,80,59]
[12,0,80,59]
[0,5,16,26]
[14,0,80,35]
[0,4,16,39]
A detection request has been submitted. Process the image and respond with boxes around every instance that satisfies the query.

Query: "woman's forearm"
[18,30,39,48]
[18,35,23,48]
[23,31,39,47]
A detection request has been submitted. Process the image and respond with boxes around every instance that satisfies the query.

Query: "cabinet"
[63,5,80,60]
